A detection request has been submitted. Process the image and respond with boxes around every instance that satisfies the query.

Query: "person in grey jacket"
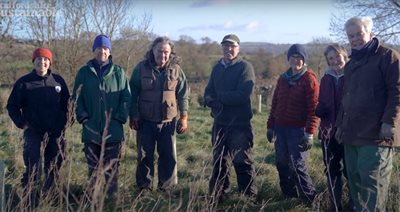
[335,16,400,211]
[204,34,257,203]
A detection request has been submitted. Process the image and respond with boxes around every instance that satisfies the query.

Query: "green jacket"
[73,58,131,143]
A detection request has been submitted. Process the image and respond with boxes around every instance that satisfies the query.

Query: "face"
[153,42,171,68]
[94,46,110,63]
[326,50,346,72]
[289,54,304,72]
[34,56,50,75]
[346,24,373,50]
[222,42,240,62]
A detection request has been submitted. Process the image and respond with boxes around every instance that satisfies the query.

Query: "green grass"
[1,100,400,211]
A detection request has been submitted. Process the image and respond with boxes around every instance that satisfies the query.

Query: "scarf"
[350,37,379,60]
[282,65,307,87]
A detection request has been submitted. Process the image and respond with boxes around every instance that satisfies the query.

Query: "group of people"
[6,15,400,211]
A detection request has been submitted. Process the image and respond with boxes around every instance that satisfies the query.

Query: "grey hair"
[144,36,181,67]
[344,16,373,33]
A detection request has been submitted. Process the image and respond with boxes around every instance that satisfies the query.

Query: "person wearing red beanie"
[7,47,70,209]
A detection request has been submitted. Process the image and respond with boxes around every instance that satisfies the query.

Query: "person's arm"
[6,79,27,129]
[218,62,255,106]
[129,64,141,119]
[72,68,89,123]
[266,78,281,129]
[305,73,320,135]
[381,51,400,125]
[113,67,131,124]
[176,66,189,117]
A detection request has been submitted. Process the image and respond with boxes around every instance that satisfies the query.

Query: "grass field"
[0,89,400,211]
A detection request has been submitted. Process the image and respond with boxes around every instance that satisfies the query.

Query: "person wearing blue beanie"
[92,34,112,52]
[287,44,308,62]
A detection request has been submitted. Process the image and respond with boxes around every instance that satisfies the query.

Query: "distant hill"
[240,42,291,55]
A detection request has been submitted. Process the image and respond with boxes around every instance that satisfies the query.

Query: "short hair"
[323,44,349,65]
[344,16,373,33]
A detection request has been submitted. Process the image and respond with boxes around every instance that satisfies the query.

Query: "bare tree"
[331,0,400,43]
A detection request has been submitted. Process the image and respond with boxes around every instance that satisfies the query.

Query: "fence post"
[257,94,262,113]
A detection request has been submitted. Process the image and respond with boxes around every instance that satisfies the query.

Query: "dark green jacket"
[73,58,131,143]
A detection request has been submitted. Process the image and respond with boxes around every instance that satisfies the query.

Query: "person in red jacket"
[266,44,319,203]
[316,44,351,211]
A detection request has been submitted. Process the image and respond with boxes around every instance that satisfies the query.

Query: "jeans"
[136,120,176,191]
[209,123,257,197]
[274,124,317,202]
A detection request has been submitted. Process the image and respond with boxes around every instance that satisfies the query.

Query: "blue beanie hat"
[287,44,307,62]
[92,34,111,52]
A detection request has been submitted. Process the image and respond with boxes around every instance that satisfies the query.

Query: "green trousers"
[344,144,393,211]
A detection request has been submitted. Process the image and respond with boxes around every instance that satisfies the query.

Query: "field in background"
[0,87,400,211]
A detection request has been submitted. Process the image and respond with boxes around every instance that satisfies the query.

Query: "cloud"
[190,0,230,8]
[178,20,262,32]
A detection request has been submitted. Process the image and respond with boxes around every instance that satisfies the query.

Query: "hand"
[176,115,188,134]
[379,122,395,141]
[299,133,313,152]
[266,129,276,143]
[204,95,222,110]
[129,117,140,130]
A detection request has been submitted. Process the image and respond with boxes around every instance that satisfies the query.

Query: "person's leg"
[344,144,360,210]
[209,124,229,198]
[274,125,298,198]
[22,128,43,208]
[103,142,122,196]
[322,137,344,211]
[43,131,65,194]
[156,121,176,191]
[229,124,257,197]
[358,146,393,211]
[136,120,157,190]
[83,142,101,193]
[286,127,316,202]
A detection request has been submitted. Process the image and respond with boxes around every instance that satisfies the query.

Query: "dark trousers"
[322,137,351,211]
[22,128,65,204]
[209,124,257,197]
[136,120,176,190]
[274,125,316,202]
[84,141,122,196]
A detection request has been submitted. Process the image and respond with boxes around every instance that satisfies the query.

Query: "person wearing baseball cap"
[7,47,70,208]
[204,34,257,202]
[72,34,130,199]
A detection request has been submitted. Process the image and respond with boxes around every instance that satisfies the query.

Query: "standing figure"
[72,34,131,197]
[335,16,400,211]
[7,47,69,207]
[129,36,189,193]
[266,44,319,203]
[316,44,351,211]
[204,34,257,202]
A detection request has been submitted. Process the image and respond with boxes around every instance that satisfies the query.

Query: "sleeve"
[218,62,255,106]
[6,79,26,129]
[113,67,131,124]
[129,64,141,119]
[55,76,70,131]
[315,75,329,118]
[381,50,400,125]
[72,68,89,123]
[266,78,281,129]
[176,66,189,116]
[204,66,217,103]
[305,73,320,134]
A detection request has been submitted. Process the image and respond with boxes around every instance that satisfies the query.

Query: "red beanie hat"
[32,48,53,65]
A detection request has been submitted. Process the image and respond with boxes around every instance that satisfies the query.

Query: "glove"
[379,122,395,141]
[129,117,140,130]
[176,115,188,134]
[299,133,313,152]
[315,104,329,118]
[204,95,223,110]
[266,129,276,143]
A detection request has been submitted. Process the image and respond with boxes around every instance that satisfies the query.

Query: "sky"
[132,0,339,44]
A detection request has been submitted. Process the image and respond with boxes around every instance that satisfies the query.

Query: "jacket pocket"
[141,78,154,90]
[163,99,177,119]
[139,100,153,119]
[165,79,178,91]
